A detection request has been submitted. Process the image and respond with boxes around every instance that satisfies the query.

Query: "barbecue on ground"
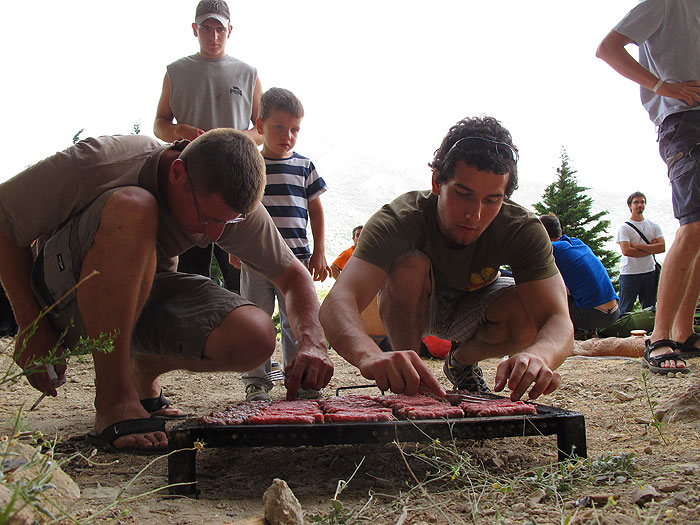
[1,336,700,524]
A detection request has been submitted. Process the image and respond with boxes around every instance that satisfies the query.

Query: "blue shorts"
[658,110,700,226]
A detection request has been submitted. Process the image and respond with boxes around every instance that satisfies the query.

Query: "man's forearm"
[319,289,380,367]
[153,118,179,143]
[280,270,326,353]
[526,313,573,370]
[596,30,659,90]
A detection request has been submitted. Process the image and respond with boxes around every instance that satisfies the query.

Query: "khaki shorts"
[31,190,253,359]
[387,252,515,344]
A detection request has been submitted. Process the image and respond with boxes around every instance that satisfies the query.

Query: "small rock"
[485,456,504,469]
[527,488,546,505]
[589,493,618,506]
[633,485,661,506]
[511,503,527,512]
[659,482,682,492]
[263,478,304,525]
[613,390,634,402]
[643,446,653,454]
[680,463,699,476]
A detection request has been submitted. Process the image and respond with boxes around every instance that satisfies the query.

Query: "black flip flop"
[643,339,690,374]
[677,333,700,359]
[86,417,168,455]
[140,390,188,420]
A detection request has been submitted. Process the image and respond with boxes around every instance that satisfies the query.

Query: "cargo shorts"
[385,251,516,344]
[658,110,700,226]
[31,189,253,359]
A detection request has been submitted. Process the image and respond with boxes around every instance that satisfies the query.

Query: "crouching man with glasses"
[320,116,572,402]
[0,129,332,453]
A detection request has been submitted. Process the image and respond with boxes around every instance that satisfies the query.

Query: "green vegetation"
[533,149,620,283]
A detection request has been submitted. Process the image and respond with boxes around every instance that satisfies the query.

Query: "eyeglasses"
[447,136,519,163]
[186,172,246,225]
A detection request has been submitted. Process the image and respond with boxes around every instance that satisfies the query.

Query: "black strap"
[625,221,651,244]
[625,221,658,264]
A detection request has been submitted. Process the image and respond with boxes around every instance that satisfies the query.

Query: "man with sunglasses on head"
[154,0,263,293]
[320,117,572,401]
[0,129,332,453]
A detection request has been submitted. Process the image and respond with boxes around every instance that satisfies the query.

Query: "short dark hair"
[352,225,363,238]
[180,129,266,214]
[429,116,519,198]
[539,213,562,239]
[259,87,304,120]
[627,191,646,208]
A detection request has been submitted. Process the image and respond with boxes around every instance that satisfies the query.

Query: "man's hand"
[174,124,205,141]
[13,320,67,397]
[308,251,330,282]
[228,254,242,269]
[494,352,561,401]
[284,345,334,400]
[657,81,700,106]
[357,350,446,397]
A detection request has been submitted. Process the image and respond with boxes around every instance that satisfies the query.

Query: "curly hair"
[429,116,519,198]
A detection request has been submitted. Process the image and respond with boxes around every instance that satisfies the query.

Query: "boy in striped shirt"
[240,88,331,401]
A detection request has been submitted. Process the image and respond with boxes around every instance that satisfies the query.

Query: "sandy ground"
[2,335,700,524]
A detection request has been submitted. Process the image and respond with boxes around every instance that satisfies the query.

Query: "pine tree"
[533,149,620,279]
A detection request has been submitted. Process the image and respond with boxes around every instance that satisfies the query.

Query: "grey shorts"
[658,110,700,226]
[388,251,516,343]
[31,190,253,359]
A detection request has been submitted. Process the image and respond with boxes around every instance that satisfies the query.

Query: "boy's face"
[256,110,302,159]
[192,18,232,59]
[432,160,508,248]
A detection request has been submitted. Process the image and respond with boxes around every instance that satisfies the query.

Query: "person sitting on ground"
[0,129,333,453]
[240,88,331,402]
[319,116,572,400]
[539,214,620,338]
[331,225,363,279]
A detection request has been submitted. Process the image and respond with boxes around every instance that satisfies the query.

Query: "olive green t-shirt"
[353,191,557,292]
[0,134,294,279]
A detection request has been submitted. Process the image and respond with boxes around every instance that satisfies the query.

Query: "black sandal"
[140,389,188,420]
[677,333,700,359]
[643,339,690,374]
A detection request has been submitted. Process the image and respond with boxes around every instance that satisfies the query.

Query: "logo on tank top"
[230,86,242,96]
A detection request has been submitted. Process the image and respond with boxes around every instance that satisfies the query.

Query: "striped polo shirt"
[262,153,327,260]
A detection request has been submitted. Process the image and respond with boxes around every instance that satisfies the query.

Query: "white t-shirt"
[616,218,663,275]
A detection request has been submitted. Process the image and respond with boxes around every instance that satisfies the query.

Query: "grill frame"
[167,398,586,496]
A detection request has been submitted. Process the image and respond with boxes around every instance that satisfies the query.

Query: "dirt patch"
[2,336,700,524]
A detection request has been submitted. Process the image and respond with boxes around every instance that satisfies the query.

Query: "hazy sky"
[1,1,674,238]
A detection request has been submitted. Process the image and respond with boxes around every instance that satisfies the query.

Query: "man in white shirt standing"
[616,191,665,314]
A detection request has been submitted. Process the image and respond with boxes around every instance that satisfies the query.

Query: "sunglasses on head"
[448,136,519,163]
